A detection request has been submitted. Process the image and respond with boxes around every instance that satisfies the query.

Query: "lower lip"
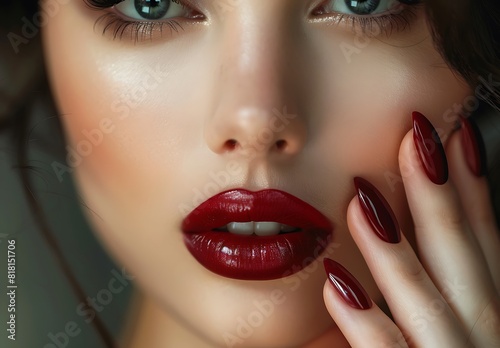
[183,228,333,280]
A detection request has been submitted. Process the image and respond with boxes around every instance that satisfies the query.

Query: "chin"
[173,269,335,348]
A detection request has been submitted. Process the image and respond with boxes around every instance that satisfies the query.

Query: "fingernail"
[354,177,401,244]
[460,116,487,177]
[412,111,449,185]
[323,258,372,310]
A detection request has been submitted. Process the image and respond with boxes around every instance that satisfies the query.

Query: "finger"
[447,118,500,290]
[322,258,409,348]
[347,191,468,347]
[399,112,499,346]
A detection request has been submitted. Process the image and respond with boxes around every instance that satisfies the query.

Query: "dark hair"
[426,0,500,104]
[425,0,500,225]
[0,2,117,347]
[0,1,499,347]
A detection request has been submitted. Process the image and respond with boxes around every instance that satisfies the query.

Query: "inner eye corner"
[174,0,206,19]
[310,2,328,17]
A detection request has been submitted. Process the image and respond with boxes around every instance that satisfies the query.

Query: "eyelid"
[89,0,206,42]
[330,0,398,16]
[88,0,420,42]
[309,2,422,36]
[84,0,201,12]
[84,0,124,9]
[315,0,407,17]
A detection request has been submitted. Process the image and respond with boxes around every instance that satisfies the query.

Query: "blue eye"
[115,0,188,20]
[326,0,410,16]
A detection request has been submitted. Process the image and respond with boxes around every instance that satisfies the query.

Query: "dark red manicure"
[412,111,449,185]
[323,258,372,310]
[354,177,401,244]
[460,116,486,177]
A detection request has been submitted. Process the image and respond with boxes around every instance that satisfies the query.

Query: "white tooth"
[228,222,254,235]
[280,224,297,233]
[255,222,281,236]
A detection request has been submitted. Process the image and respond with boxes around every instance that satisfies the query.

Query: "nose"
[204,7,307,158]
[206,104,306,157]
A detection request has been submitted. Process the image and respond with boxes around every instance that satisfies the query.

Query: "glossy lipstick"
[181,189,333,280]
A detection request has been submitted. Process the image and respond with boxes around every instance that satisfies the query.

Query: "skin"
[41,0,500,347]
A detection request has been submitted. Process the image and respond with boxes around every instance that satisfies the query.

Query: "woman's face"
[42,0,471,346]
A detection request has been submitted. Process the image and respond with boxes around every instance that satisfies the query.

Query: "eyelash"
[93,12,186,41]
[84,0,203,41]
[84,0,423,42]
[312,1,423,36]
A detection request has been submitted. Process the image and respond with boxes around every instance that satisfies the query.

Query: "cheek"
[312,34,471,176]
[303,28,471,236]
[42,10,198,204]
[41,4,476,345]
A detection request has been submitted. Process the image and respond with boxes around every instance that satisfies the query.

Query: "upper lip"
[181,189,332,234]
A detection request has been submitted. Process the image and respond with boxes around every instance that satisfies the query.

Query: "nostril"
[276,140,287,151]
[221,139,289,153]
[224,139,238,151]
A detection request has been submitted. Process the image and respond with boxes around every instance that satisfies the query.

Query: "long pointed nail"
[323,258,372,310]
[354,177,401,244]
[460,116,487,177]
[412,111,449,185]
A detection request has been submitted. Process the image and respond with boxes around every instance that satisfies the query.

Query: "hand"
[323,112,500,347]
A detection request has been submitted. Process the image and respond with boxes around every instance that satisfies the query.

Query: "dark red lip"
[181,189,334,280]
